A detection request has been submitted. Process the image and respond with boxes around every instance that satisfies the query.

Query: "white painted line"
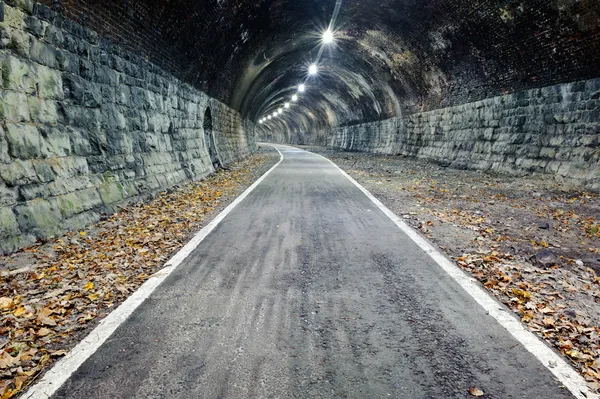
[22,145,284,399]
[307,147,595,399]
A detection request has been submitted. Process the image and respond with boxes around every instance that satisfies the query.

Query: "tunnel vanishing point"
[0,1,600,398]
[0,0,598,253]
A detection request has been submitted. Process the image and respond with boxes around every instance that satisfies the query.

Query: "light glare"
[298,84,306,92]
[323,29,334,44]
[308,64,318,75]
[292,94,298,101]
[285,102,290,108]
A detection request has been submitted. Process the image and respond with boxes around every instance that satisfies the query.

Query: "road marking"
[22,145,284,399]
[308,147,595,399]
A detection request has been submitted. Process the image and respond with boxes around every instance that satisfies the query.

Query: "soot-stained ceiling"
[46,0,600,134]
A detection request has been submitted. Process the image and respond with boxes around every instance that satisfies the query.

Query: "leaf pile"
[306,147,600,393]
[0,152,277,398]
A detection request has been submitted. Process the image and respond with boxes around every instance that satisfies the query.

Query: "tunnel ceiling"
[47,0,600,133]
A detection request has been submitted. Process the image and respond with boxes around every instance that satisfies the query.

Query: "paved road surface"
[54,145,574,398]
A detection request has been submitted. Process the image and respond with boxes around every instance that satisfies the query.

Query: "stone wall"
[280,78,600,191]
[0,1,255,254]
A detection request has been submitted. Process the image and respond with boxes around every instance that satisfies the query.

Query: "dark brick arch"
[35,0,600,130]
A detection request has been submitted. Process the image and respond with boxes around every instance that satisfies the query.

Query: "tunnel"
[0,0,598,251]
[0,0,600,398]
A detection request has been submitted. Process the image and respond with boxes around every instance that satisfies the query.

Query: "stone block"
[0,159,36,186]
[0,127,9,164]
[32,159,55,182]
[60,210,100,233]
[1,54,35,93]
[94,64,118,86]
[2,4,25,29]
[56,191,84,218]
[5,123,41,158]
[97,181,128,205]
[18,183,49,201]
[35,64,62,99]
[29,37,58,67]
[47,175,91,196]
[76,187,103,211]
[46,156,88,179]
[28,96,57,124]
[115,84,131,105]
[540,146,557,159]
[0,207,20,240]
[61,106,100,131]
[23,15,45,36]
[43,24,63,47]
[41,126,71,157]
[0,90,30,121]
[13,197,62,238]
[67,128,94,156]
[58,51,78,73]
[100,106,126,131]
[79,59,93,80]
[0,183,17,206]
[3,26,31,57]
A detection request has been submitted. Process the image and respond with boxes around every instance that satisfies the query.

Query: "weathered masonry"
[0,2,255,254]
[0,0,599,253]
[281,79,600,190]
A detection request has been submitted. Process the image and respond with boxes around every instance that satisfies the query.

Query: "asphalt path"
[53,145,574,398]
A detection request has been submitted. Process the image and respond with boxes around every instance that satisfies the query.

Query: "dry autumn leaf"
[36,308,56,327]
[0,351,19,369]
[37,328,52,337]
[0,298,13,310]
[12,307,26,317]
[469,387,485,396]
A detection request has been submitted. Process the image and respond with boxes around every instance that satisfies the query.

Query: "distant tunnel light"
[292,94,298,102]
[298,84,306,92]
[323,29,334,44]
[284,102,290,108]
[308,64,318,75]
[278,108,283,115]
[268,115,272,119]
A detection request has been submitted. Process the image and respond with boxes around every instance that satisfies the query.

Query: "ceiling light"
[278,109,283,115]
[268,115,272,119]
[292,94,298,102]
[298,84,306,92]
[308,64,318,75]
[284,102,290,108]
[323,29,334,44]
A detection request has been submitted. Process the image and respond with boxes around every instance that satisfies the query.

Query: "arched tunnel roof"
[48,0,600,136]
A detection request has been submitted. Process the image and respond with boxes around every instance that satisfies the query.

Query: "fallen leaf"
[13,307,26,317]
[469,387,484,396]
[0,351,19,369]
[36,308,56,327]
[37,328,52,337]
[0,297,13,310]
[14,375,28,391]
